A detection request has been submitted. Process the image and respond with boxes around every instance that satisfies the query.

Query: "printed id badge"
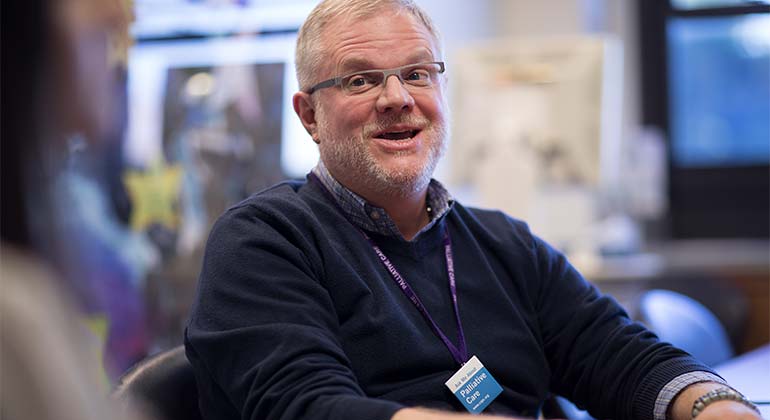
[445,355,503,414]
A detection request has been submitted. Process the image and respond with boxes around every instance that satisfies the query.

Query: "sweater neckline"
[304,177,450,259]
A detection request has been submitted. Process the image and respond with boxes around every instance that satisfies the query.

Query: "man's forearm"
[669,381,762,420]
[391,407,528,420]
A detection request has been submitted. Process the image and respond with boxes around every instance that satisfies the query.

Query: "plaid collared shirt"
[654,371,727,420]
[311,161,452,238]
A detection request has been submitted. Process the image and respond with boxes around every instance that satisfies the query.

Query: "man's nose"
[375,74,415,113]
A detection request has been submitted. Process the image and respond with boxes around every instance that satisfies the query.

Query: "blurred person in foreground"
[0,0,148,419]
[184,1,763,419]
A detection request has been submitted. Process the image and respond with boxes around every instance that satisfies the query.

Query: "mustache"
[361,114,431,138]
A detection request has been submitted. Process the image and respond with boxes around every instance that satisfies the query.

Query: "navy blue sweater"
[185,178,714,420]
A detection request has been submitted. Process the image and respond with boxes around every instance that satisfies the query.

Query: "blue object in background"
[639,289,734,367]
[667,14,770,168]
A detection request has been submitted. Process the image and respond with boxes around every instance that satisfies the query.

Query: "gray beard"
[317,112,448,198]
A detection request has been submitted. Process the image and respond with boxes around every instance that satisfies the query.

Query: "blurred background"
[2,0,768,396]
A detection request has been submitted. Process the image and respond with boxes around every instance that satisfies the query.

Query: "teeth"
[379,130,417,140]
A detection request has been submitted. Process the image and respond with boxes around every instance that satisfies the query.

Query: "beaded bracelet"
[691,387,760,418]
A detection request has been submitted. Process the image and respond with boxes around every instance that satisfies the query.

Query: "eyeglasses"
[306,61,445,95]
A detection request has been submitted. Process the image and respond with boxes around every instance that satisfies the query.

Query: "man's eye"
[344,74,381,92]
[343,73,381,93]
[406,70,430,81]
[349,76,368,87]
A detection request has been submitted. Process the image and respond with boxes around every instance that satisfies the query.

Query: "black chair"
[113,345,202,420]
[110,346,596,420]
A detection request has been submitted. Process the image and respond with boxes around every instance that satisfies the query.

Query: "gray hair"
[295,0,443,92]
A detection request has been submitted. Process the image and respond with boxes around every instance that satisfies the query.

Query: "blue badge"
[445,355,503,414]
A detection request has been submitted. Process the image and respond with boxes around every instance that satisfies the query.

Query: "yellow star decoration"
[123,159,183,231]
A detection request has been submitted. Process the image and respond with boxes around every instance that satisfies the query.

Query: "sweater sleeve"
[527,233,718,420]
[185,203,404,420]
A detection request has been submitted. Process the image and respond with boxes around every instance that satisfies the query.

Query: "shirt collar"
[311,160,453,239]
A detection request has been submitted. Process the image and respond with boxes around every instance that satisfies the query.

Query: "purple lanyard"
[361,228,469,366]
[307,173,469,365]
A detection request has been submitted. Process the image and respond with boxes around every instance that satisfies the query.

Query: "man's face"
[310,10,448,200]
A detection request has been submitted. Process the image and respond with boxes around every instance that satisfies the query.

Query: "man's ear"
[293,92,320,144]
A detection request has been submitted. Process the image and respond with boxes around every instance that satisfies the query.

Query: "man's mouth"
[376,129,420,141]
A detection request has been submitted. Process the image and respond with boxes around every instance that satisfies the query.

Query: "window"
[639,0,770,238]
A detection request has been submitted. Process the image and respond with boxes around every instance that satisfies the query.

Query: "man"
[184,1,762,419]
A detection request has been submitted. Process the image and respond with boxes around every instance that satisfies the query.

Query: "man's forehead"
[319,12,439,73]
[337,50,435,72]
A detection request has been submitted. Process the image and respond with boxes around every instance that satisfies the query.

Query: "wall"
[415,0,642,191]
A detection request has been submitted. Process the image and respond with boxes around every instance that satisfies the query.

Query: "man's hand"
[391,407,538,420]
[670,382,762,420]
[692,400,763,420]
